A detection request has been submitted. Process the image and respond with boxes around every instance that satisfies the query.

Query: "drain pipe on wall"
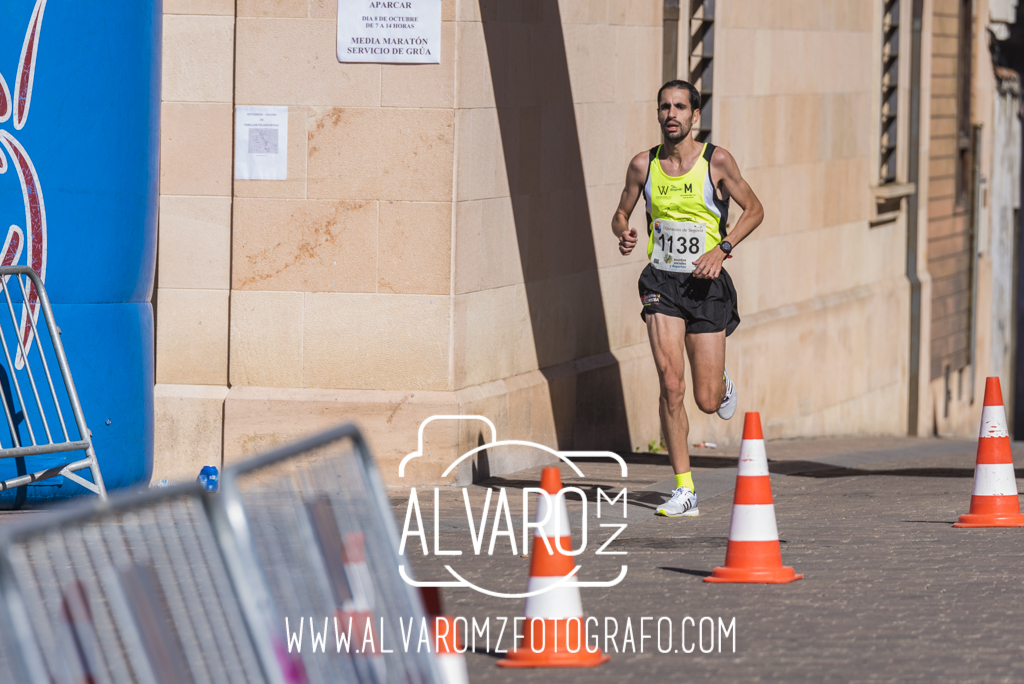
[969,123,986,404]
[907,0,924,435]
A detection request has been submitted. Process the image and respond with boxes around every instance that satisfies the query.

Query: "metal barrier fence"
[210,423,444,684]
[0,485,268,683]
[0,424,444,684]
[0,266,105,498]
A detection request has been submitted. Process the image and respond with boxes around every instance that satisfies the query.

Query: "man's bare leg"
[645,313,692,476]
[646,313,701,517]
[647,317,730,517]
[685,330,727,414]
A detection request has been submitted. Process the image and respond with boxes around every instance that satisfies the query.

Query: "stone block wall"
[154,0,1010,485]
[154,0,668,485]
[682,1,911,442]
[154,0,235,482]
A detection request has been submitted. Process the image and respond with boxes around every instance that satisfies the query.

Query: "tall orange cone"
[705,413,803,583]
[497,467,610,668]
[420,587,469,684]
[954,377,1024,527]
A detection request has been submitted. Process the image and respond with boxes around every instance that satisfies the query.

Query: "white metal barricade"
[0,424,444,684]
[0,266,105,499]
[209,424,445,684]
[0,485,270,683]
[0,577,34,682]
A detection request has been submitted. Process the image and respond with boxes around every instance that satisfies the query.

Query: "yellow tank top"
[643,143,729,259]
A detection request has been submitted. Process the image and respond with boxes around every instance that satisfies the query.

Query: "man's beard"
[662,121,688,142]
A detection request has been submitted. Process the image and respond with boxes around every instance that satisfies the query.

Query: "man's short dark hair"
[657,80,700,111]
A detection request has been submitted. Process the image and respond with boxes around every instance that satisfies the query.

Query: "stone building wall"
[153,0,668,484]
[687,1,911,443]
[152,0,1021,486]
[154,0,235,482]
[928,0,1022,437]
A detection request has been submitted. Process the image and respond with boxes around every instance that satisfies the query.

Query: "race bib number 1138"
[651,219,705,274]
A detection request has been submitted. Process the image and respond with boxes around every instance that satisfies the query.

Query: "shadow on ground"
[496,451,988,481]
[659,566,713,578]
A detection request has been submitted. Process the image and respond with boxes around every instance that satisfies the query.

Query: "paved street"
[393,436,1024,683]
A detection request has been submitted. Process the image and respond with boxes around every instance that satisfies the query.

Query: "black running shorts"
[637,264,741,335]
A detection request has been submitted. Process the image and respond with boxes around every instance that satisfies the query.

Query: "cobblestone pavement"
[391,436,1024,683]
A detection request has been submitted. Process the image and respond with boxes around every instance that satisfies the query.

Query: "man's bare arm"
[612,152,650,256]
[691,147,764,279]
[712,147,763,249]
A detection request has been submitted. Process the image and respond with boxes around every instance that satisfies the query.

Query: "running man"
[612,80,764,517]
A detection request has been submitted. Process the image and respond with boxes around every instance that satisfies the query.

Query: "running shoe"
[717,367,737,420]
[655,486,699,517]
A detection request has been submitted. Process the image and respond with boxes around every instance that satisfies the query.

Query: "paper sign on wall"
[234,106,288,181]
[337,0,441,64]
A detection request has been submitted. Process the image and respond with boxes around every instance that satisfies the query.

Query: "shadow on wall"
[479,0,632,451]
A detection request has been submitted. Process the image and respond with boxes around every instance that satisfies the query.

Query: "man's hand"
[692,246,727,279]
[619,228,638,256]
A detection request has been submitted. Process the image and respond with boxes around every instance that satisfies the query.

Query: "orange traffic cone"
[497,467,610,668]
[420,587,469,684]
[954,377,1024,527]
[705,413,803,584]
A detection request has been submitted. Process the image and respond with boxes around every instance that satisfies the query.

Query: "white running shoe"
[655,486,699,517]
[717,367,737,420]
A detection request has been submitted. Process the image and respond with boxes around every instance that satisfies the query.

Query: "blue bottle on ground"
[197,466,219,493]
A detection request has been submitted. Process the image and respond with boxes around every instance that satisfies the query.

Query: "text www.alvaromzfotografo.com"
[285,615,737,655]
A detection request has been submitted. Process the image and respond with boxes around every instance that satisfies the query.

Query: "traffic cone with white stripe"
[497,467,610,668]
[338,532,386,681]
[705,413,803,583]
[420,587,469,684]
[954,377,1024,527]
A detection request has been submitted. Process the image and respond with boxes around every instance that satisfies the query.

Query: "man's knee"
[660,377,687,410]
[694,387,720,414]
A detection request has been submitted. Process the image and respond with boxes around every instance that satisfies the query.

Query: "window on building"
[688,0,715,142]
[879,0,900,184]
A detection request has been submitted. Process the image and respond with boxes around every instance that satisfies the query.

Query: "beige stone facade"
[153,0,1022,485]
[920,0,1022,436]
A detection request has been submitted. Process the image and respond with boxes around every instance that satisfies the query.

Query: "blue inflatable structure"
[0,0,160,503]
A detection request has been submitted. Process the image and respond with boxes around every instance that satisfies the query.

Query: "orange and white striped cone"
[339,532,386,681]
[497,467,610,668]
[420,587,469,684]
[954,377,1024,527]
[705,413,803,584]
